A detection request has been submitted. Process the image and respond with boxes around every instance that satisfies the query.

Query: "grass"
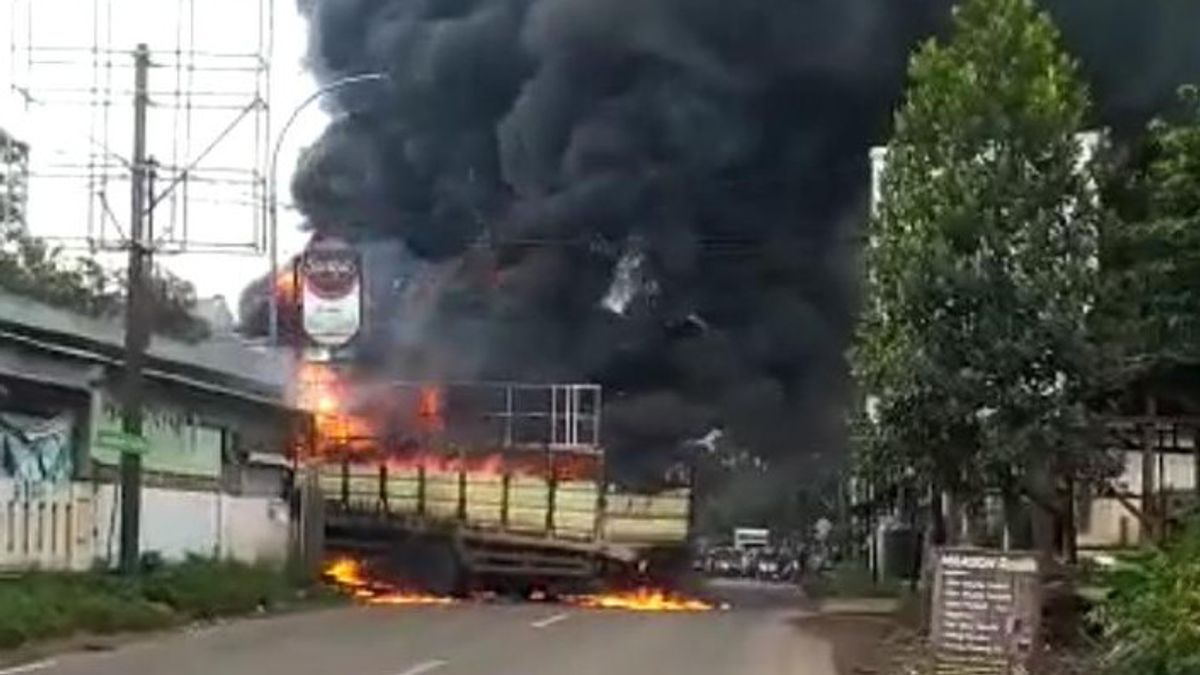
[0,556,329,650]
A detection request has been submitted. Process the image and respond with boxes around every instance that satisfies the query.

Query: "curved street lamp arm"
[267,71,388,344]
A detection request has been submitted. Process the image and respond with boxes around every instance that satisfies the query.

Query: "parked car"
[753,549,787,581]
[705,547,741,577]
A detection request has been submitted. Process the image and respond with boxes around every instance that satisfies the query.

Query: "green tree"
[1100,88,1200,380]
[0,227,209,342]
[0,129,29,228]
[856,0,1102,553]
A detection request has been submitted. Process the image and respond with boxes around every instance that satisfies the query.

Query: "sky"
[0,0,324,316]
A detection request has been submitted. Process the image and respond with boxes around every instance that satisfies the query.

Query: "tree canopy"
[856,0,1102,507]
[1099,88,1200,386]
[0,227,210,342]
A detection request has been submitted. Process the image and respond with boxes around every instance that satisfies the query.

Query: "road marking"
[0,660,57,675]
[530,612,570,629]
[395,659,447,675]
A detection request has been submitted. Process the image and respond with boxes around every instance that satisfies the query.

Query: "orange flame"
[417,385,444,433]
[570,588,714,612]
[298,364,374,450]
[275,268,297,300]
[323,558,454,606]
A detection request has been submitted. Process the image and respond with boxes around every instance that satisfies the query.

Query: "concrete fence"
[0,477,290,572]
[0,480,95,571]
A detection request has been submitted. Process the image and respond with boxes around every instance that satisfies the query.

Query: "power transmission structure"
[6,0,275,570]
[6,0,273,255]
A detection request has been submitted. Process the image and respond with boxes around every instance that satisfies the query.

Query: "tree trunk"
[1002,488,1027,550]
[930,487,947,547]
[944,490,967,545]
[1061,473,1078,565]
[1029,456,1057,560]
[963,497,986,546]
[918,484,946,634]
[1141,394,1158,544]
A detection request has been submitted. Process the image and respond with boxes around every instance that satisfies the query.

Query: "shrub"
[1092,519,1200,675]
[0,557,301,650]
[0,573,169,648]
[139,555,291,619]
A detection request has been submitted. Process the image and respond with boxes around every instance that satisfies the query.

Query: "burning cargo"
[297,366,694,596]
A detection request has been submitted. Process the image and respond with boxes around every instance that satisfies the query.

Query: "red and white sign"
[301,236,362,347]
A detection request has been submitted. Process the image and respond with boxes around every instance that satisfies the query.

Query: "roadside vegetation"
[0,556,329,650]
[1091,518,1200,675]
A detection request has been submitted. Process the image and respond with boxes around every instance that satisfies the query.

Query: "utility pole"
[119,43,151,574]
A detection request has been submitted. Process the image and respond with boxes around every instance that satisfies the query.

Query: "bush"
[140,555,291,619]
[0,557,302,650]
[0,573,170,648]
[1092,520,1200,675]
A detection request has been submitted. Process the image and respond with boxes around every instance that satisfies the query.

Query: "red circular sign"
[302,238,360,300]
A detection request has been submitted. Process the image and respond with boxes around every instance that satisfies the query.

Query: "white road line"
[530,612,570,629]
[0,660,57,675]
[395,659,448,675]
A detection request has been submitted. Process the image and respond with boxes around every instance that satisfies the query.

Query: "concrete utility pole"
[119,43,151,574]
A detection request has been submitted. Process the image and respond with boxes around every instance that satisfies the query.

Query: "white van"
[733,527,770,552]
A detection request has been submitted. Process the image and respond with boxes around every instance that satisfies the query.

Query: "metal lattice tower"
[6,0,272,254]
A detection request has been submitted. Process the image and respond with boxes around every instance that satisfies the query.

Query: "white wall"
[1079,450,1197,548]
[91,484,290,567]
[0,478,96,571]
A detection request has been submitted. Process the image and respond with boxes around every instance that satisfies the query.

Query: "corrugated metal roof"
[0,289,298,407]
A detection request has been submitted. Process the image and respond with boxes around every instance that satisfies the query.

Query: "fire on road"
[323,557,717,613]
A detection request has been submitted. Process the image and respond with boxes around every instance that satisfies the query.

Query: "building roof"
[0,288,296,407]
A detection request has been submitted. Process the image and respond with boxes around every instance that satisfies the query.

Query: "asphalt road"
[4,581,834,675]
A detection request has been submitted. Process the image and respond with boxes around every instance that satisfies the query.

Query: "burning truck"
[281,236,696,598]
[299,368,695,597]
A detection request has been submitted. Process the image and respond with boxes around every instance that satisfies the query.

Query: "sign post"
[96,429,150,456]
[931,548,1043,675]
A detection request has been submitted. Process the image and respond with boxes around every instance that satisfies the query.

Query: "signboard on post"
[931,548,1043,675]
[301,236,362,348]
[95,429,149,456]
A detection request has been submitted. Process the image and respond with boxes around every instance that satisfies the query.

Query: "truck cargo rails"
[301,382,694,595]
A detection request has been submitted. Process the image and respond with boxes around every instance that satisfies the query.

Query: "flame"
[417,386,444,433]
[298,364,374,450]
[571,588,714,612]
[323,558,454,606]
[275,268,297,300]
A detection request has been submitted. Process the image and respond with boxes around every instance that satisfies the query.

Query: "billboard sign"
[301,237,362,348]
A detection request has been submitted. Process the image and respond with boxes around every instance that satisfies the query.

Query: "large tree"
[1100,88,1200,382]
[857,0,1103,552]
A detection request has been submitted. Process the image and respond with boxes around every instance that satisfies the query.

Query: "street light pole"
[266,72,388,344]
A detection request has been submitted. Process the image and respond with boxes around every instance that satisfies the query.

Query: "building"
[0,288,309,571]
[193,295,237,336]
[0,128,29,230]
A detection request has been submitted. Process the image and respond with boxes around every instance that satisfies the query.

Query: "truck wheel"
[389,537,465,597]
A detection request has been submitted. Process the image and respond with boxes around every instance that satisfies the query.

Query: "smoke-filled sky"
[284,0,1200,479]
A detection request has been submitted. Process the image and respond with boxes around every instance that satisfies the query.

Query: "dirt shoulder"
[796,611,912,675]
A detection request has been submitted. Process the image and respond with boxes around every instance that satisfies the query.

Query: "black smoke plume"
[271,0,1200,482]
